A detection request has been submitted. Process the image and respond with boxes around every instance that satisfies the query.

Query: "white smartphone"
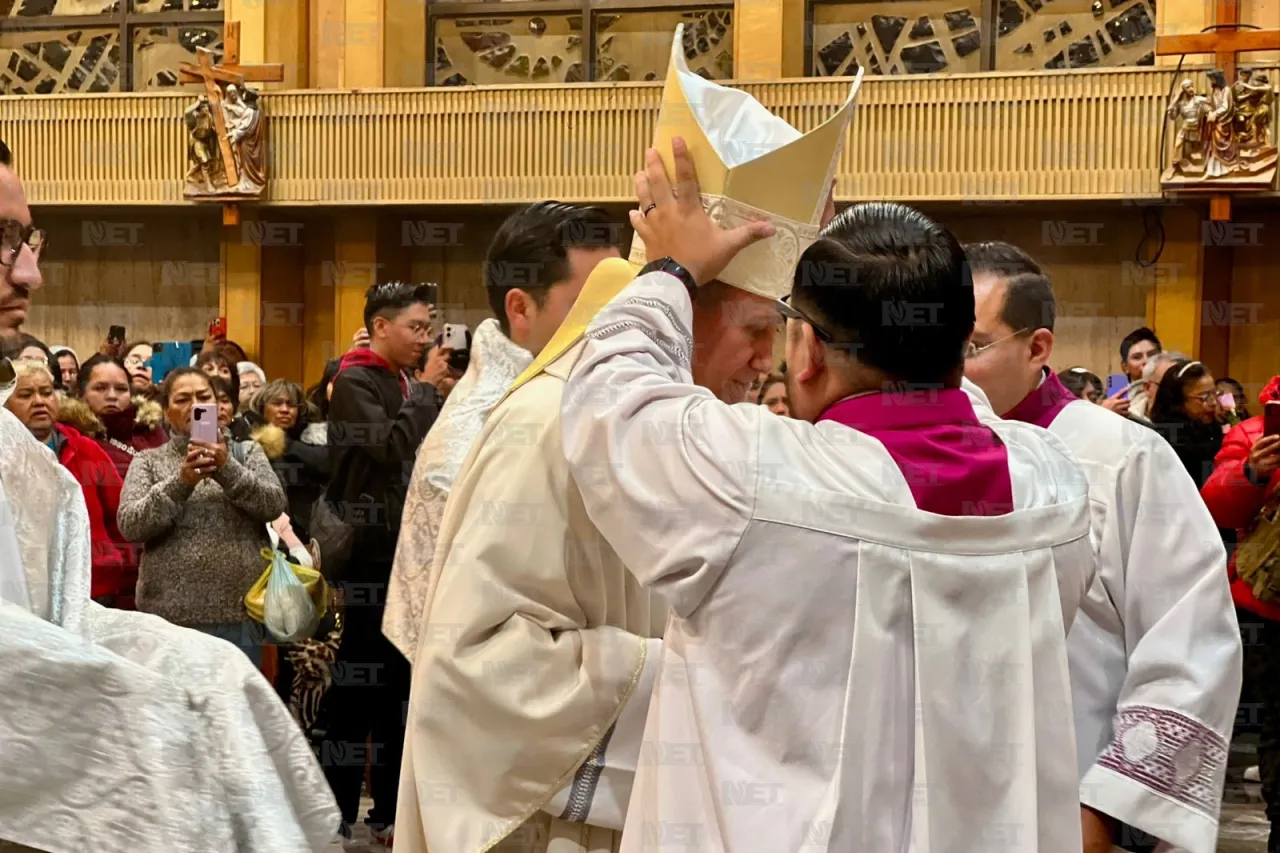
[190,403,219,445]
[443,323,468,351]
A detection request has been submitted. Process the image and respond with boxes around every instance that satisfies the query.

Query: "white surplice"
[0,399,338,853]
[560,272,1097,853]
[1045,396,1242,853]
[383,317,533,661]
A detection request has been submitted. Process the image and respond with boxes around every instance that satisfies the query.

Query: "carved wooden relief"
[812,0,983,75]
[434,14,585,85]
[3,0,118,16]
[133,23,222,89]
[130,0,221,11]
[0,26,121,93]
[995,0,1155,70]
[595,9,732,81]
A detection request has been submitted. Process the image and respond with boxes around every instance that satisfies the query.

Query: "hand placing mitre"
[629,137,775,288]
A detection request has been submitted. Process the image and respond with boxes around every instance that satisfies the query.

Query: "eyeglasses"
[1187,391,1220,405]
[775,295,833,343]
[0,219,46,267]
[964,328,1030,360]
[393,319,433,338]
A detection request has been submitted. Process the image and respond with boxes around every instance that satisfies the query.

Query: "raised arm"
[117,452,193,543]
[561,271,759,618]
[1079,437,1242,853]
[328,374,440,468]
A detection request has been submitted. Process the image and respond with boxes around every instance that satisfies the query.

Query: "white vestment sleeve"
[544,637,661,829]
[1078,438,1241,853]
[561,271,758,618]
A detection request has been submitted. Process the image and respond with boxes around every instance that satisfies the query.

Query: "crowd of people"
[0,26,1273,853]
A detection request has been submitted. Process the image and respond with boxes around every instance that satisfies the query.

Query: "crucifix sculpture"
[1155,0,1280,221]
[179,22,284,216]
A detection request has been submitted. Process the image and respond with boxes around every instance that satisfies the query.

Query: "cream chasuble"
[384,317,533,662]
[394,331,664,853]
[0,397,338,853]
[561,273,1097,853]
[1006,373,1242,853]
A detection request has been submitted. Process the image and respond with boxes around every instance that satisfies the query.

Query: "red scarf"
[338,348,409,399]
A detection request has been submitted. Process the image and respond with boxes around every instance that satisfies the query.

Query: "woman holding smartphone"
[117,367,286,664]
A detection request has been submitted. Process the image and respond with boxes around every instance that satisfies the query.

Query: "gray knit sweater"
[118,433,287,626]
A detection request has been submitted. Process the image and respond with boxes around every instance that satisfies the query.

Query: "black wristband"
[639,257,698,295]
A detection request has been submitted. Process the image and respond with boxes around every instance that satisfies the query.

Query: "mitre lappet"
[506,23,863,395]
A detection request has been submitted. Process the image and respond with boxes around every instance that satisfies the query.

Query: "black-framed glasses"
[0,219,46,267]
[775,294,833,343]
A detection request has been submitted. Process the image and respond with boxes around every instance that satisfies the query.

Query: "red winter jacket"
[1201,374,1280,620]
[53,423,130,605]
[57,397,164,608]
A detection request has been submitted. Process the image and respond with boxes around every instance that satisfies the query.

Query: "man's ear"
[504,288,531,328]
[795,323,826,383]
[1029,328,1055,370]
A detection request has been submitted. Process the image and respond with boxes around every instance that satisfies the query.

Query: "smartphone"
[1265,401,1280,437]
[1105,373,1130,399]
[442,323,468,351]
[190,403,219,445]
[108,325,126,343]
[209,316,227,338]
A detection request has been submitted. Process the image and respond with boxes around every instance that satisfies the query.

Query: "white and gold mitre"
[628,24,864,300]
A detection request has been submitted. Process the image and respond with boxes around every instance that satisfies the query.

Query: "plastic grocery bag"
[248,547,321,643]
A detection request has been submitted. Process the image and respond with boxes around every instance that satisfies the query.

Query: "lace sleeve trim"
[1095,704,1229,818]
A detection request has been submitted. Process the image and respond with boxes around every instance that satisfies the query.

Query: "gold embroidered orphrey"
[1161,67,1277,191]
[179,21,284,201]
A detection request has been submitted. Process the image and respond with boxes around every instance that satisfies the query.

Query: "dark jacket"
[327,353,440,570]
[251,420,329,542]
[1202,375,1280,621]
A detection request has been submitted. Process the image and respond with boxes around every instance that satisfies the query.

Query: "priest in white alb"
[394,27,858,853]
[560,142,1098,848]
[0,141,337,853]
[962,240,1242,853]
[383,202,620,662]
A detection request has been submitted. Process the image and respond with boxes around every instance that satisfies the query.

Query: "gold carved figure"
[1162,68,1277,191]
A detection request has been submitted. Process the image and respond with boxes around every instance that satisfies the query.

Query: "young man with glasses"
[322,280,446,844]
[963,240,1241,853]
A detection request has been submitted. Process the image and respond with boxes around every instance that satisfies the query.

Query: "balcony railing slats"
[2,65,1275,206]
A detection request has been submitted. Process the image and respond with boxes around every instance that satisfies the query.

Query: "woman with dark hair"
[305,358,342,422]
[244,377,329,541]
[69,353,168,482]
[121,340,155,398]
[117,367,285,664]
[1217,376,1251,425]
[11,333,63,390]
[758,373,790,416]
[1149,359,1223,489]
[52,346,79,392]
[196,347,235,383]
[1057,367,1103,404]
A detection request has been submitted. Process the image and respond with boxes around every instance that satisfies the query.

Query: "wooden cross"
[1155,0,1280,220]
[179,22,284,201]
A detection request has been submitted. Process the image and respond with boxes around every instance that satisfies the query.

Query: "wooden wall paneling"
[222,223,263,361]
[260,230,307,384]
[1226,206,1280,396]
[266,0,310,89]
[1147,202,1207,360]
[334,213,380,359]
[25,208,221,362]
[303,216,338,386]
[311,0,345,89]
[384,0,426,86]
